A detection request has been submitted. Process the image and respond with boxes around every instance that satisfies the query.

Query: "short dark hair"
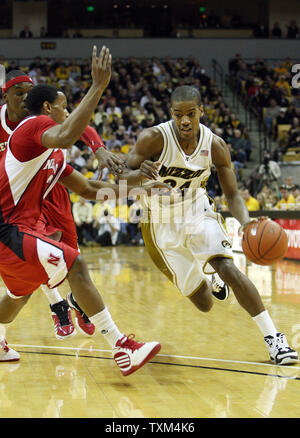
[5,69,27,82]
[25,84,60,115]
[279,184,291,191]
[171,85,201,106]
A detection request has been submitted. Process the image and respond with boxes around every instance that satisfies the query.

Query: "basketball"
[242,219,288,265]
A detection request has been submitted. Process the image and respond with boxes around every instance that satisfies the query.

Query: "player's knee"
[188,282,213,313]
[0,294,31,323]
[68,255,89,283]
[210,257,236,283]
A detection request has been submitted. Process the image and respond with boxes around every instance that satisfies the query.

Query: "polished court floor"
[0,246,300,418]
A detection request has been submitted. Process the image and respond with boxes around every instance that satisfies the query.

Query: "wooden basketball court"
[0,246,299,418]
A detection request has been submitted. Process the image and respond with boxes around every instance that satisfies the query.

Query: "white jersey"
[143,120,214,223]
[140,120,233,297]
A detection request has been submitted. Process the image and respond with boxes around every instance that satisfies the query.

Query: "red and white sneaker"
[113,334,161,376]
[66,292,95,336]
[0,337,20,362]
[50,300,76,340]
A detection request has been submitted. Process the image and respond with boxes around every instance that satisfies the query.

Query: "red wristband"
[80,125,106,153]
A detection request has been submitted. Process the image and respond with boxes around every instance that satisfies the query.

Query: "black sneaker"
[212,274,230,300]
[50,300,76,340]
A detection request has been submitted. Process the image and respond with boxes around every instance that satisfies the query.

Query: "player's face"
[171,99,204,141]
[4,82,33,121]
[49,92,69,124]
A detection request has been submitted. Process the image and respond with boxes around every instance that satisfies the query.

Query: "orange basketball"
[242,219,288,265]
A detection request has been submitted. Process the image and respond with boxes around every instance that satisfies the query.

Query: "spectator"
[276,185,296,210]
[72,197,94,245]
[265,99,281,133]
[275,108,292,141]
[284,175,294,186]
[257,192,268,210]
[115,198,129,243]
[95,210,120,246]
[271,23,282,38]
[292,93,300,109]
[240,188,260,211]
[275,75,291,97]
[258,152,281,192]
[229,129,247,160]
[127,199,144,246]
[253,22,268,38]
[287,20,299,39]
[19,25,33,38]
[291,184,300,206]
[287,118,300,148]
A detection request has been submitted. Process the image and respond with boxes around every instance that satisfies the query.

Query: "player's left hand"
[138,161,160,181]
[95,148,126,178]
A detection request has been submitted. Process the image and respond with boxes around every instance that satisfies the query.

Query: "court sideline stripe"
[10,343,300,375]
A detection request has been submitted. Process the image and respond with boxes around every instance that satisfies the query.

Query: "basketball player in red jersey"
[0,69,126,339]
[0,46,170,375]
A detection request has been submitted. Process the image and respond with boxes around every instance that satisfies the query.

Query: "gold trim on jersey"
[216,212,228,234]
[202,254,233,275]
[169,121,205,161]
[141,218,179,288]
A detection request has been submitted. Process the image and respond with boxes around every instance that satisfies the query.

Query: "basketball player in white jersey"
[127,85,298,365]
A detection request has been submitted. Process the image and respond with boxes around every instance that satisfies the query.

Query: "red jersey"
[0,114,81,296]
[0,115,70,231]
[0,106,105,249]
[0,104,19,151]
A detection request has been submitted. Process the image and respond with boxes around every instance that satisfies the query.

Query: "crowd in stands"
[227,53,300,212]
[1,53,298,245]
[229,53,300,157]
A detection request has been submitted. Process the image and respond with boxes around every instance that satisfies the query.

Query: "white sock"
[41,285,64,306]
[0,323,6,339]
[252,310,278,338]
[90,308,123,347]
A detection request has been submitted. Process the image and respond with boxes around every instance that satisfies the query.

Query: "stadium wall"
[0,38,299,75]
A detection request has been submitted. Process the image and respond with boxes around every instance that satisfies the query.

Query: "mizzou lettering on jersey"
[159,165,206,180]
[141,120,214,219]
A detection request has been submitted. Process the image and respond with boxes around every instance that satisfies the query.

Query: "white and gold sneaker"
[264,333,299,365]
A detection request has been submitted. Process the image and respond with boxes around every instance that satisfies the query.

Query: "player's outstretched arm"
[212,134,250,228]
[116,160,161,185]
[42,46,111,149]
[59,167,171,201]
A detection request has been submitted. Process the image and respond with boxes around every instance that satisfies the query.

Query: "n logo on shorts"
[47,253,60,266]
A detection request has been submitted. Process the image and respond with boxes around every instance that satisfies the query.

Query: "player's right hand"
[91,45,112,92]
